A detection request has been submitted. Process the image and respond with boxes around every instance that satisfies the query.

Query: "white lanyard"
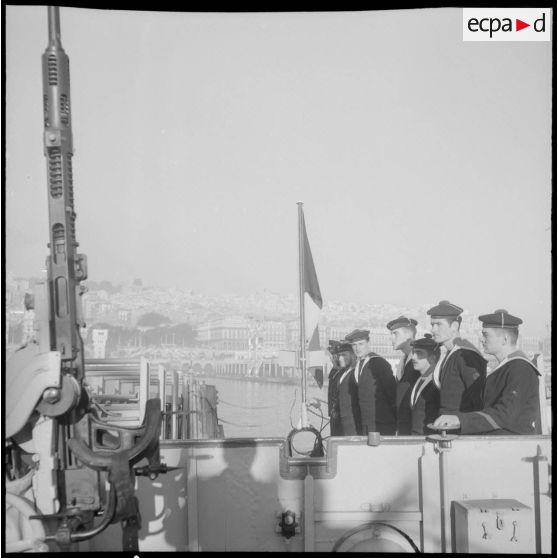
[339,367,354,384]
[354,355,371,383]
[410,374,432,406]
[433,345,455,388]
[396,353,412,381]
[490,354,538,375]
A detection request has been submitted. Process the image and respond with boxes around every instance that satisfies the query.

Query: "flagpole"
[297,202,309,428]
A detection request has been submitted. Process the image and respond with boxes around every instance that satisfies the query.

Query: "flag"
[301,210,323,351]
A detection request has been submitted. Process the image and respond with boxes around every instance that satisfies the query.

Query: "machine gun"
[5,6,165,552]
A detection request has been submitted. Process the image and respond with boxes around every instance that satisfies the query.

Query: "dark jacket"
[456,352,541,435]
[337,367,360,435]
[396,358,420,435]
[355,353,397,435]
[438,338,487,414]
[410,378,440,435]
[327,366,343,436]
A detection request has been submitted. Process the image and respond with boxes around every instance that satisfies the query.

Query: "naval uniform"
[327,366,343,436]
[336,366,360,435]
[396,356,420,435]
[355,353,397,435]
[456,351,541,435]
[434,338,487,414]
[409,374,440,435]
[385,317,420,435]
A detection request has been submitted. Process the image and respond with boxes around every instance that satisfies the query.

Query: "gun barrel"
[48,6,61,46]
[42,5,86,375]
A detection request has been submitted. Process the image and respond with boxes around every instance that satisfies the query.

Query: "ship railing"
[84,358,223,440]
[534,355,551,435]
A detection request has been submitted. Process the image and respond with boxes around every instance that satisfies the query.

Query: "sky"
[4,7,553,336]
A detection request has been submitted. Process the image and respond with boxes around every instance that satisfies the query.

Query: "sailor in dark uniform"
[434,310,542,435]
[344,329,397,435]
[335,342,360,435]
[386,316,420,435]
[407,335,441,435]
[427,300,487,414]
[326,340,343,436]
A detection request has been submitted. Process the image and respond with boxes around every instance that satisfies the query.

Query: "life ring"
[286,426,324,457]
[332,521,420,553]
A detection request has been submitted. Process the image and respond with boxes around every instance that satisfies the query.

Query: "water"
[207,376,553,438]
[205,376,329,438]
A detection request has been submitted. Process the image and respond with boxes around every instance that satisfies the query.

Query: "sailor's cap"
[327,340,342,354]
[427,300,463,318]
[336,342,355,354]
[386,315,418,331]
[410,333,439,352]
[478,309,523,329]
[344,329,370,343]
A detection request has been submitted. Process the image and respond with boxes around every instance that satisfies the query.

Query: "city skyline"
[5,269,550,339]
[5,7,552,338]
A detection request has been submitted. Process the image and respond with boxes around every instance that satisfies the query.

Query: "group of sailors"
[323,300,543,437]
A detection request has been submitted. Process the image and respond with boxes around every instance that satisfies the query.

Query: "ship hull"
[86,434,552,553]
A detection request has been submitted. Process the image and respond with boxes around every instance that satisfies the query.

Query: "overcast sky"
[5,7,552,336]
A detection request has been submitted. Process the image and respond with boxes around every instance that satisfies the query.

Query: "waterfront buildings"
[5,275,551,378]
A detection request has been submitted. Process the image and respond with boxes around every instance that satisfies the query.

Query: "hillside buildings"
[5,275,551,375]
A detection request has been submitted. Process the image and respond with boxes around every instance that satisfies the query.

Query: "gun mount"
[5,6,164,552]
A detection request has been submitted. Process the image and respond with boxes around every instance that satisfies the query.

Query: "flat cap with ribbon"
[328,340,354,354]
[327,340,342,354]
[344,329,370,343]
[478,309,523,329]
[336,342,355,353]
[386,315,418,331]
[410,333,439,352]
[426,300,463,318]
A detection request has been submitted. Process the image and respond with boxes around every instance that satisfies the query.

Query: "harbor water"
[205,376,328,438]
[203,374,552,439]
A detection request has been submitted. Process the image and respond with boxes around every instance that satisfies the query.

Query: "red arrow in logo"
[516,19,530,31]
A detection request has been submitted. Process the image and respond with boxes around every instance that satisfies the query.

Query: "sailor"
[386,315,420,435]
[407,334,441,435]
[344,329,397,435]
[326,340,343,436]
[434,310,542,435]
[427,300,486,414]
[311,340,358,436]
[335,341,360,435]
